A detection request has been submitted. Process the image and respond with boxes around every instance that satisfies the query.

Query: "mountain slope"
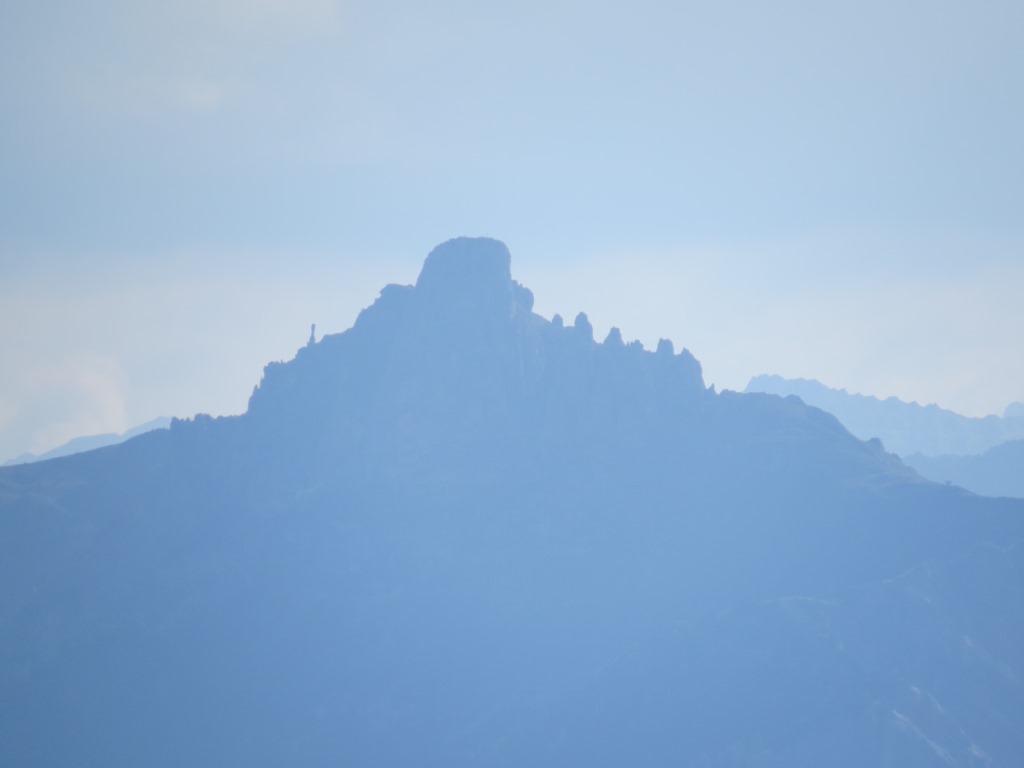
[745,374,1024,457]
[1,238,1022,767]
[1,417,172,466]
[905,439,1024,499]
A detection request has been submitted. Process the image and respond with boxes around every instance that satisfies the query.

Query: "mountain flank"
[2,238,1022,767]
[2,417,172,467]
[904,439,1024,498]
[746,374,1024,457]
[746,374,1024,498]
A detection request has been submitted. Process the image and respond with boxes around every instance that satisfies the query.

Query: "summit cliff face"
[2,238,1023,767]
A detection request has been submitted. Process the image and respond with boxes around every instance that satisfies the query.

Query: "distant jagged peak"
[254,238,709,417]
[604,327,624,347]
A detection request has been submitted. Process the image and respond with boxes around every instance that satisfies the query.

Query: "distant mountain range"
[745,375,1024,498]
[904,439,1024,498]
[745,374,1024,457]
[2,238,1022,767]
[1,417,171,466]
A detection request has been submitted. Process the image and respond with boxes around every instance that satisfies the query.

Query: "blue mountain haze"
[1,239,1022,767]
[746,374,1024,457]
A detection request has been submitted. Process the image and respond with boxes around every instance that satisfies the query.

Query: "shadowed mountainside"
[2,238,1022,767]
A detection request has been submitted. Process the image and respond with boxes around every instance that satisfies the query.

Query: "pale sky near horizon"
[2,0,1022,461]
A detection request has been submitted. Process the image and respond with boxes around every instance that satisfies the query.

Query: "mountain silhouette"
[2,238,1022,767]
[1,417,171,467]
[905,439,1024,499]
[746,373,1024,456]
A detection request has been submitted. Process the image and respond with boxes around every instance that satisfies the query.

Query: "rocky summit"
[1,238,1022,767]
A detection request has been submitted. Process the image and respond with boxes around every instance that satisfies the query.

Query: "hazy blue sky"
[2,0,1022,460]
